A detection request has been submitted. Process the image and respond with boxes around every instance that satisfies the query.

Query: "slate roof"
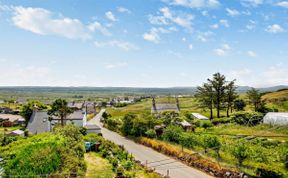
[152,104,179,113]
[27,111,50,134]
[68,102,84,109]
[0,114,24,122]
[27,110,86,134]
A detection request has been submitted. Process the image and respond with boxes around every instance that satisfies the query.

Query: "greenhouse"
[263,112,288,125]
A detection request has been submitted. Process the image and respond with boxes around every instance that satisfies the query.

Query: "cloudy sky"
[0,0,287,87]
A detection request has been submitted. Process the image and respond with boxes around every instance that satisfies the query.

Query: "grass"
[0,126,22,132]
[84,152,114,178]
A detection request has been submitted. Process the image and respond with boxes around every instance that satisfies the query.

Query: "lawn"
[84,152,115,178]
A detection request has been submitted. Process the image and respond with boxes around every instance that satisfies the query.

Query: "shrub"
[145,129,156,138]
[231,111,263,126]
[230,139,250,166]
[256,167,283,178]
[211,117,232,125]
[180,134,198,149]
[162,125,184,143]
[200,120,213,129]
[200,135,221,155]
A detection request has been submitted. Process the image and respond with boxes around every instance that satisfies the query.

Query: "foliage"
[230,139,250,166]
[121,113,137,136]
[0,125,86,177]
[20,100,47,124]
[195,83,214,120]
[233,99,246,111]
[211,117,232,125]
[231,111,263,126]
[48,99,73,126]
[162,125,184,143]
[256,167,284,178]
[225,80,238,117]
[200,135,221,155]
[145,129,156,138]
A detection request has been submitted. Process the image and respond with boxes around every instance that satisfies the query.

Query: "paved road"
[88,110,212,178]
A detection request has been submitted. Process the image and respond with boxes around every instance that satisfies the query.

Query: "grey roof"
[27,110,85,134]
[27,111,50,134]
[68,102,84,109]
[151,104,179,113]
[191,113,209,120]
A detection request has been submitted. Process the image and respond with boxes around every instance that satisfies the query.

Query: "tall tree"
[48,99,73,126]
[20,100,47,124]
[234,99,246,111]
[196,83,214,120]
[208,73,227,118]
[225,80,238,117]
[246,88,262,112]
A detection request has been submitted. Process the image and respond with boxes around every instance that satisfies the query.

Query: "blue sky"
[0,0,287,87]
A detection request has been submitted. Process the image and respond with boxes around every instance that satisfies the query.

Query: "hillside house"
[68,101,85,110]
[151,97,180,114]
[27,110,87,134]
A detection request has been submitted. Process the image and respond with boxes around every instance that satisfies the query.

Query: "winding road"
[88,109,212,178]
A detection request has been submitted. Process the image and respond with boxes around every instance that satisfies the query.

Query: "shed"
[191,113,209,120]
[85,124,101,134]
[7,129,25,137]
[263,112,288,125]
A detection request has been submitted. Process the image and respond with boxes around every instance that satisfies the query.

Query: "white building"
[263,112,288,125]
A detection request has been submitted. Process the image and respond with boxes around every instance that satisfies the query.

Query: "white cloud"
[88,21,111,36]
[226,8,240,17]
[143,27,175,43]
[94,40,138,51]
[265,24,284,33]
[11,6,90,40]
[214,44,231,56]
[241,0,263,6]
[117,7,131,13]
[210,24,219,29]
[105,11,117,21]
[246,20,256,30]
[277,1,288,8]
[228,64,288,87]
[219,19,229,28]
[148,7,194,29]
[197,31,214,42]
[188,44,193,49]
[162,0,220,8]
[247,50,257,57]
[105,62,128,69]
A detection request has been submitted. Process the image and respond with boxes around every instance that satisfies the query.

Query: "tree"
[234,99,246,111]
[231,140,250,167]
[162,125,184,143]
[246,88,262,112]
[208,73,227,118]
[195,83,214,120]
[20,100,47,124]
[200,135,221,156]
[48,99,73,126]
[121,113,136,136]
[225,80,238,117]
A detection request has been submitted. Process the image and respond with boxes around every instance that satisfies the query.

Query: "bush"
[230,139,250,166]
[211,117,232,125]
[145,129,156,138]
[256,167,283,178]
[200,135,221,155]
[162,125,184,143]
[231,111,263,126]
[200,120,213,129]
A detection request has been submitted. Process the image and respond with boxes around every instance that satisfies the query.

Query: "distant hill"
[262,88,288,102]
[0,85,287,97]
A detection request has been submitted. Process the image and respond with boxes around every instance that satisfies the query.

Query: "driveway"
[88,110,212,178]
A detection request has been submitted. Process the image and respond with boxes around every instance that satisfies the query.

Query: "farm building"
[176,120,192,131]
[263,112,288,125]
[68,101,85,110]
[85,124,101,134]
[191,113,209,120]
[151,97,180,114]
